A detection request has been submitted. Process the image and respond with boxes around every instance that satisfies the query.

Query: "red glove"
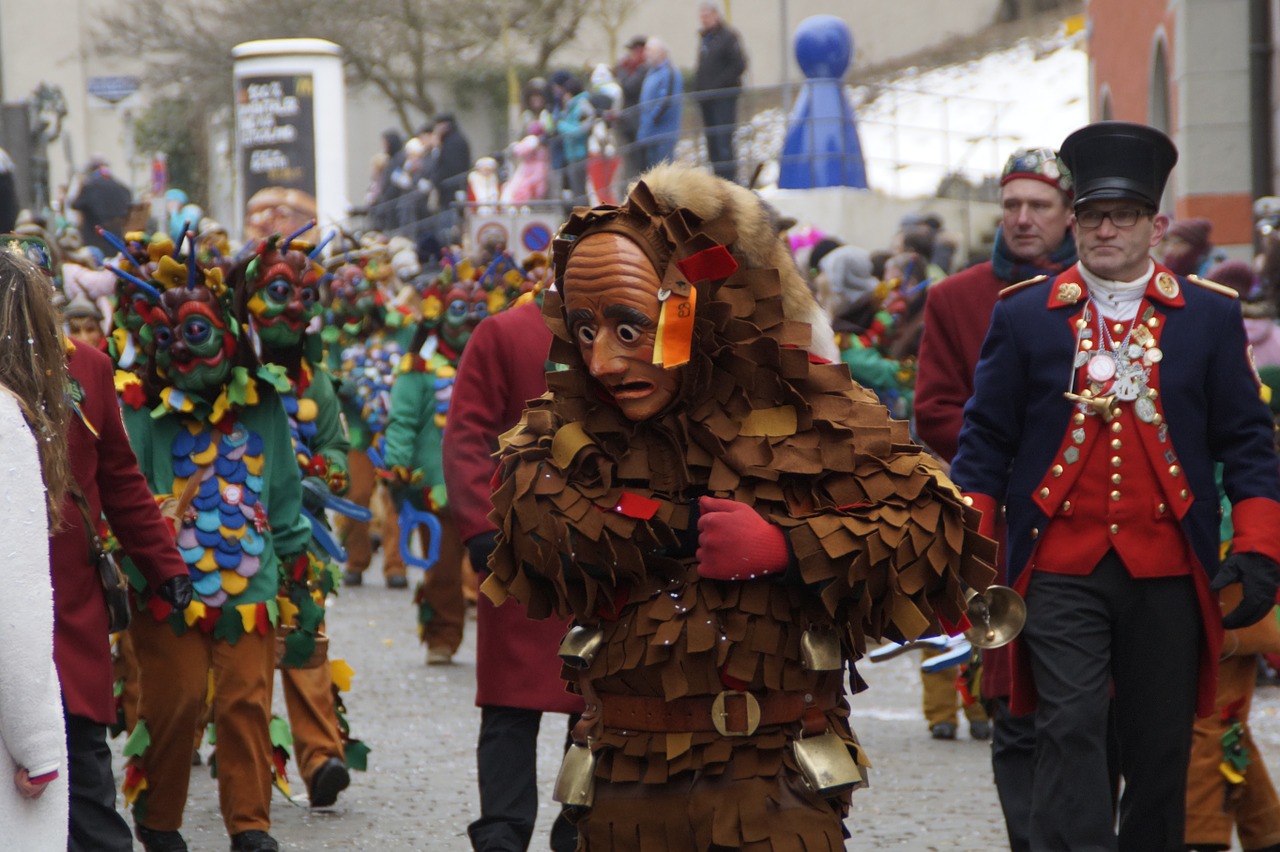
[696,496,791,581]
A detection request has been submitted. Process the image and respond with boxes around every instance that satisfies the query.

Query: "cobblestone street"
[122,557,1280,851]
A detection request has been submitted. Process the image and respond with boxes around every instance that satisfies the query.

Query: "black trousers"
[699,95,739,182]
[66,711,134,852]
[1022,552,1200,852]
[468,705,579,852]
[991,697,1035,852]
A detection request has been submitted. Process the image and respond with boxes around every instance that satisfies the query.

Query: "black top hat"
[1058,121,1178,209]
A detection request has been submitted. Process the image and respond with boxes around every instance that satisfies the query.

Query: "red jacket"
[915,261,1015,697]
[915,261,1006,463]
[443,301,583,713]
[53,340,186,723]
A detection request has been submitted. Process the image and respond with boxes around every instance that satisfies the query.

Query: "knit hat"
[1000,147,1072,195]
[1205,259,1256,299]
[63,295,104,321]
[1167,218,1213,253]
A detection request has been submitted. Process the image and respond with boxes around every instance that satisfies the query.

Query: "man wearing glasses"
[951,122,1280,849]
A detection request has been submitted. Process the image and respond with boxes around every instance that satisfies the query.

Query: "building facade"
[0,0,1004,228]
[1086,0,1267,250]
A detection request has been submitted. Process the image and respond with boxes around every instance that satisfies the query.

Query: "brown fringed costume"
[485,165,995,851]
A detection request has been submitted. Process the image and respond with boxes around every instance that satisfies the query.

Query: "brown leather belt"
[599,689,839,737]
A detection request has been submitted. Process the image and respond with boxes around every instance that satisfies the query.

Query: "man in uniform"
[915,146,1075,851]
[951,121,1280,849]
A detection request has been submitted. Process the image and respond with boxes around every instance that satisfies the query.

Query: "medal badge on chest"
[1066,298,1161,423]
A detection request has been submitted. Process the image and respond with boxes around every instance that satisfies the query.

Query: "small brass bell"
[963,585,1027,649]
[800,627,843,672]
[792,731,863,796]
[552,742,597,808]
[558,626,603,670]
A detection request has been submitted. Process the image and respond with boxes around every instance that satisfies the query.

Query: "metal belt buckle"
[711,690,761,737]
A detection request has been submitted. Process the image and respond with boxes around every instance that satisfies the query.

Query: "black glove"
[1212,551,1280,630]
[465,531,498,577]
[157,574,194,611]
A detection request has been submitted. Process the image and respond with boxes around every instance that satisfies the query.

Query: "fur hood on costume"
[630,164,839,364]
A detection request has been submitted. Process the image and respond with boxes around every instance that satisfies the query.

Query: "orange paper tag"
[653,287,697,367]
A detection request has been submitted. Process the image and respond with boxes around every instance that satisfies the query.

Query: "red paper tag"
[612,492,660,520]
[675,245,738,283]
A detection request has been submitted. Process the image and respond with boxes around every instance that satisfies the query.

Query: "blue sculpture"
[778,16,868,189]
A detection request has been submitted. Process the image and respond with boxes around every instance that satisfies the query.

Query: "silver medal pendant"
[1074,350,1090,369]
[1087,353,1117,383]
[1127,344,1143,360]
[1114,373,1142,401]
[1145,347,1163,364]
[1135,396,1156,423]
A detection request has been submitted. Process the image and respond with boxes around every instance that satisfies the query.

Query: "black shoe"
[308,756,351,808]
[969,720,992,740]
[342,570,363,586]
[230,830,279,852]
[386,574,408,589]
[930,722,957,740]
[136,825,189,852]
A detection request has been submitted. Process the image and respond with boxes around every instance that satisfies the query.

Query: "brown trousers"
[412,509,467,654]
[279,655,344,784]
[921,646,988,728]
[130,614,275,835]
[336,450,406,578]
[1185,653,1280,849]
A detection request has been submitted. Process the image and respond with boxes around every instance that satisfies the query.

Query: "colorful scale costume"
[232,235,368,799]
[383,252,530,658]
[113,236,312,843]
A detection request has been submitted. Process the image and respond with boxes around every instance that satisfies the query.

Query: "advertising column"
[231,39,346,242]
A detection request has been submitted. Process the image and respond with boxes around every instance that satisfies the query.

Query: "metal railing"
[345,80,1015,242]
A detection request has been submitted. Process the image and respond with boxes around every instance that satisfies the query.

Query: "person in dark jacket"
[0,148,19,234]
[428,114,472,244]
[693,2,747,183]
[71,158,132,255]
[612,35,649,183]
[371,130,406,233]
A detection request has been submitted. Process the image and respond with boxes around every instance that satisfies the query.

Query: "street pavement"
[117,554,1280,851]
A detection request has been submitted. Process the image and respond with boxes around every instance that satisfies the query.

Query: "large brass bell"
[558,626,603,670]
[792,731,864,797]
[963,585,1026,649]
[552,742,597,808]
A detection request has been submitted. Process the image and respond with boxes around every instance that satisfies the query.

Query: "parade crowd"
[5,8,1280,852]
[360,2,747,252]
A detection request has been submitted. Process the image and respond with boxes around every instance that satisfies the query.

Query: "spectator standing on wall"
[693,1,747,183]
[637,39,683,170]
[612,35,649,183]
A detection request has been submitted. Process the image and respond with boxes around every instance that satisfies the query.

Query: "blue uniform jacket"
[951,263,1280,589]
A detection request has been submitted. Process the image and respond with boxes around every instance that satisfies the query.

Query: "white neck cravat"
[1078,260,1154,321]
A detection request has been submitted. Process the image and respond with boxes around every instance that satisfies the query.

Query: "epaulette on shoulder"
[998,274,1048,299]
[1187,274,1240,299]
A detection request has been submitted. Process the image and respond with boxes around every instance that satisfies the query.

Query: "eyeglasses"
[1075,208,1149,229]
